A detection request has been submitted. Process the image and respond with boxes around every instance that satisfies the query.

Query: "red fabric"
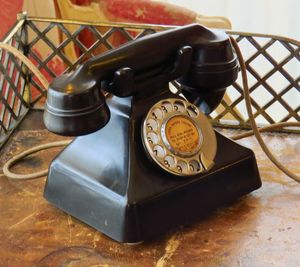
[0,0,23,39]
[70,0,196,25]
[69,0,197,56]
[102,0,196,25]
[70,0,92,5]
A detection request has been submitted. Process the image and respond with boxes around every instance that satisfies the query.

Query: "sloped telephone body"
[43,24,261,243]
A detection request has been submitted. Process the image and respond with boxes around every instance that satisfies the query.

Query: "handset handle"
[103,45,193,97]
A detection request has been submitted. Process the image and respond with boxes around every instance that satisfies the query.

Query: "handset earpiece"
[178,32,239,113]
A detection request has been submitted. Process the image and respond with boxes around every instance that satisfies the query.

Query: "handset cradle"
[43,24,261,243]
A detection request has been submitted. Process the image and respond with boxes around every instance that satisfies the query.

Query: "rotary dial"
[142,98,217,176]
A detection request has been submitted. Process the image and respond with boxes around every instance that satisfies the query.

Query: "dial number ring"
[142,98,217,177]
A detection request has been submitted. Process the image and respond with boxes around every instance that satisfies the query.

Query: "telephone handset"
[44,24,261,243]
[44,23,238,136]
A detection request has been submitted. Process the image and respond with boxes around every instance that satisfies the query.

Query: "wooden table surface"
[0,111,300,267]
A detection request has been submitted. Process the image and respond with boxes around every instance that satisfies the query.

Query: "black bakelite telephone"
[43,24,261,243]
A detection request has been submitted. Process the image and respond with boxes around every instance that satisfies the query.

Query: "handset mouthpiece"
[44,72,110,136]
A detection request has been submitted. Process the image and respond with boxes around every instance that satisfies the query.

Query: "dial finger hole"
[189,160,202,173]
[187,105,199,117]
[146,118,158,131]
[173,100,185,113]
[161,101,173,113]
[152,108,164,120]
[147,132,159,145]
[176,160,188,174]
[153,145,166,158]
[164,155,176,168]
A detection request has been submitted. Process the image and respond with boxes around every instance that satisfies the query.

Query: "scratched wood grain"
[0,113,299,267]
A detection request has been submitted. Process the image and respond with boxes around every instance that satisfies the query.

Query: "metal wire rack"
[0,14,299,149]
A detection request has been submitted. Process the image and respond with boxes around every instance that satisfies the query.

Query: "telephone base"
[44,128,261,243]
